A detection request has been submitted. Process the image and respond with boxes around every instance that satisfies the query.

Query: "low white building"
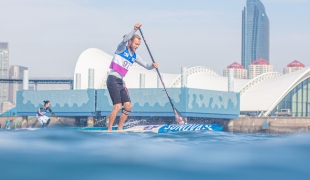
[248,58,273,79]
[223,62,248,79]
[283,60,305,74]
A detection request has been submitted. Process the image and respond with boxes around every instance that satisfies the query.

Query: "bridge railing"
[0,77,73,81]
[29,77,73,80]
[0,77,74,90]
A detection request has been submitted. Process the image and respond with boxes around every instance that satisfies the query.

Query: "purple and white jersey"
[108,29,154,79]
[37,106,55,117]
[37,106,48,116]
[109,46,137,76]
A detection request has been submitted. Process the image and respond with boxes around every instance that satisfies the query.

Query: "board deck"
[78,124,223,133]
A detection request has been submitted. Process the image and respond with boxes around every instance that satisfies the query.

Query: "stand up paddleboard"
[78,124,223,133]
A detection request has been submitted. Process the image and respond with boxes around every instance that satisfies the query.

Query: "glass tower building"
[242,0,269,70]
[0,42,9,110]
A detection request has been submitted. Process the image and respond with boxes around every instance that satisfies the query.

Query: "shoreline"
[1,116,310,134]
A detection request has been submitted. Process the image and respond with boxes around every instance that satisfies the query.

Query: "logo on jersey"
[123,52,129,57]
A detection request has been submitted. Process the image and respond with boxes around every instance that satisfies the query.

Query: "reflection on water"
[0,128,309,180]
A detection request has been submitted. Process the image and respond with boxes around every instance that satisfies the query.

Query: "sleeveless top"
[37,106,55,117]
[109,47,137,77]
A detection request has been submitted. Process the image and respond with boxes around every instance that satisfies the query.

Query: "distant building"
[283,60,305,74]
[223,62,248,79]
[9,65,28,105]
[248,58,273,79]
[242,0,270,70]
[1,101,15,113]
[0,42,9,110]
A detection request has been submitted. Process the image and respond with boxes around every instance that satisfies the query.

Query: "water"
[0,128,309,180]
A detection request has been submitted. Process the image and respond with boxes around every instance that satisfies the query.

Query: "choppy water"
[0,128,309,180]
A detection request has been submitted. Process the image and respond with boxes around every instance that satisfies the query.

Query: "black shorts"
[107,75,131,105]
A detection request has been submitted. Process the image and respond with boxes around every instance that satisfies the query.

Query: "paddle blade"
[173,108,185,124]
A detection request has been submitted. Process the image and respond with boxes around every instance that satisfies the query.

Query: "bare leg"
[118,102,132,130]
[108,103,122,130]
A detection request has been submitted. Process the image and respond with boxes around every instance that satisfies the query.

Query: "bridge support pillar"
[21,116,28,128]
[23,70,29,90]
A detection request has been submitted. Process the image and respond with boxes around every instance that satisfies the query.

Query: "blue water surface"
[0,128,309,180]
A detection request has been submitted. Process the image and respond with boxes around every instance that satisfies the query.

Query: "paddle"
[56,117,66,127]
[138,28,185,124]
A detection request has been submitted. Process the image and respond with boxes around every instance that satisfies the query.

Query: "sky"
[0,0,309,77]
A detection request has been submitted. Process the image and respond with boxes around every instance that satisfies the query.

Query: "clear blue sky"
[1,0,309,77]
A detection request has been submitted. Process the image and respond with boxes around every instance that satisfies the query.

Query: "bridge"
[16,88,240,119]
[0,77,74,90]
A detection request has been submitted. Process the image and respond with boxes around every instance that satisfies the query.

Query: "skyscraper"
[0,42,9,109]
[242,0,269,70]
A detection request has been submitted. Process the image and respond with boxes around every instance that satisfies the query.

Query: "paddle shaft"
[56,117,66,127]
[138,28,176,110]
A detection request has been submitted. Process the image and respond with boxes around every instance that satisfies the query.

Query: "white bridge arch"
[239,72,282,95]
[170,66,219,88]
